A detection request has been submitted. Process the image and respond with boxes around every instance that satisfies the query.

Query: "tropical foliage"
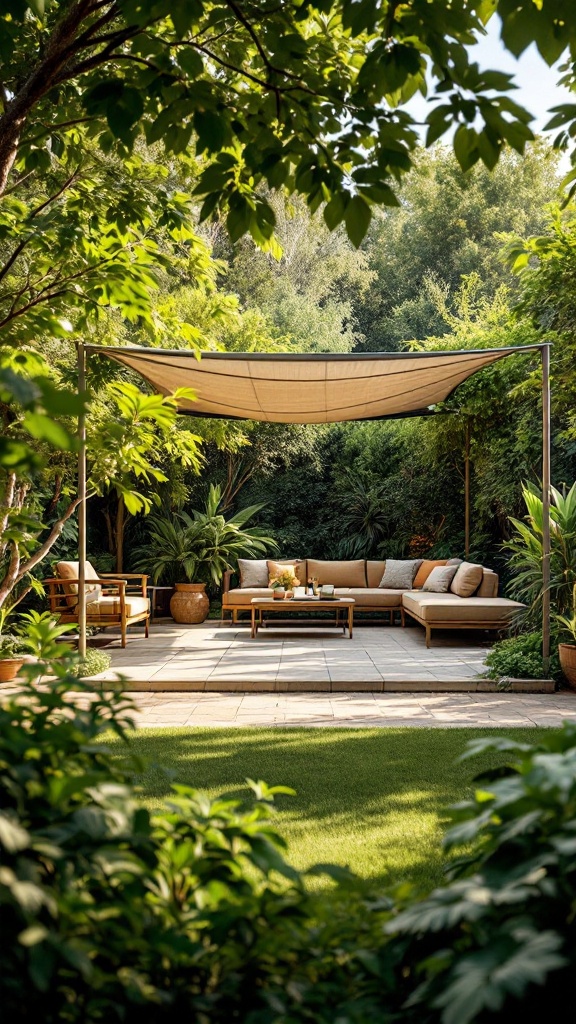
[505,482,576,626]
[135,483,277,587]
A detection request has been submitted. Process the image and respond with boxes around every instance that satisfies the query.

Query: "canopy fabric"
[89,344,541,424]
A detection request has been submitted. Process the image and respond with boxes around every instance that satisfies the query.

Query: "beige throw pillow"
[450,561,483,598]
[421,564,459,593]
[379,559,423,590]
[238,559,269,588]
[57,561,101,607]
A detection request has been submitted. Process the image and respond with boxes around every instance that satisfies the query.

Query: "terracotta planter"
[559,643,576,689]
[169,583,210,624]
[0,658,25,683]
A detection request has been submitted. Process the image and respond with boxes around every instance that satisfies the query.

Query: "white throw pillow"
[421,565,459,593]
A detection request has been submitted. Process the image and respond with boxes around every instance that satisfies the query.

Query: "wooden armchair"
[44,561,150,648]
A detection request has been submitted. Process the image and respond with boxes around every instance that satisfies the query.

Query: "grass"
[106,726,552,893]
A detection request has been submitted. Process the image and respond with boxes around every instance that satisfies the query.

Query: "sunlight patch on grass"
[105,726,551,893]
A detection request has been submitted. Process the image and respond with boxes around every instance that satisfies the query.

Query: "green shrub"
[77,647,111,677]
[3,633,576,1021]
[484,630,561,681]
[0,633,28,658]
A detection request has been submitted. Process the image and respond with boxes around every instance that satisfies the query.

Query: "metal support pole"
[542,345,551,674]
[464,417,471,558]
[77,342,87,659]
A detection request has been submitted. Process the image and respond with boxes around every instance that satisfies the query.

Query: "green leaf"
[323,193,347,231]
[22,413,77,451]
[453,125,479,172]
[344,195,371,248]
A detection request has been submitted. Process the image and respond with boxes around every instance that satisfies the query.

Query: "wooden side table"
[146,586,174,622]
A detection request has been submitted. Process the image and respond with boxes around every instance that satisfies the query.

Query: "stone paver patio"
[80,620,576,727]
[95,620,495,688]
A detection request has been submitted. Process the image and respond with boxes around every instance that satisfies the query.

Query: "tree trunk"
[0,0,116,196]
[115,493,125,573]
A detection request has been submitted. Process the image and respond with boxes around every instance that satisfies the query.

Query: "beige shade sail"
[88,344,542,423]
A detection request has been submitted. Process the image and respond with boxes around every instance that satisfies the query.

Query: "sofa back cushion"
[366,560,386,589]
[450,561,484,598]
[379,559,423,590]
[238,559,269,588]
[413,559,448,588]
[477,569,498,598]
[306,558,366,588]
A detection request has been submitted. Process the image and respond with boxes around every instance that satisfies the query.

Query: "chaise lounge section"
[222,557,524,647]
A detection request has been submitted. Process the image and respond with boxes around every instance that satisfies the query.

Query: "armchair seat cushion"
[87,595,150,618]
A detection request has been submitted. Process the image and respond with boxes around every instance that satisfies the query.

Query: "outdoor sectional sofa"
[222,558,524,647]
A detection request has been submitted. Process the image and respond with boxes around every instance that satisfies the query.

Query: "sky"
[471,16,571,134]
[408,15,572,164]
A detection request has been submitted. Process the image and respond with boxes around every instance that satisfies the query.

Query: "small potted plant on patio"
[0,633,29,683]
[556,584,576,688]
[136,484,277,623]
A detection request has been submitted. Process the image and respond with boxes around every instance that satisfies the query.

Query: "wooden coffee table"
[250,597,355,639]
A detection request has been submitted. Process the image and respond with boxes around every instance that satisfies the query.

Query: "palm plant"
[505,482,576,625]
[332,475,389,559]
[135,484,277,588]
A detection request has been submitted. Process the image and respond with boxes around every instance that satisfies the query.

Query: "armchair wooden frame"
[45,572,150,648]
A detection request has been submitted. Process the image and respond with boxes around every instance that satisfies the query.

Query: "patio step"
[96,678,556,693]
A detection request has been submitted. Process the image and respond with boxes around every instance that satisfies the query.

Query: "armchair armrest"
[223,569,235,594]
[100,572,148,595]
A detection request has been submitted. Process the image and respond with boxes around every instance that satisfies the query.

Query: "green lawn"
[109,726,551,893]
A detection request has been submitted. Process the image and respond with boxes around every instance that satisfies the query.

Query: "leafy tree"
[502,204,576,440]
[219,191,375,352]
[1,0,574,251]
[0,379,201,622]
[354,144,561,352]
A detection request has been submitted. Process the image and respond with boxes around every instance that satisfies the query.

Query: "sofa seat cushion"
[402,591,524,623]
[223,587,274,606]
[338,588,404,608]
[87,595,149,618]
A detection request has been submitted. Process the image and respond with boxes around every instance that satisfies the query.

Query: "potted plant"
[136,484,277,624]
[556,583,576,688]
[270,568,300,600]
[0,633,29,683]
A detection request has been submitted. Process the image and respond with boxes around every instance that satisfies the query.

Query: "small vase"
[170,583,210,624]
[559,643,576,689]
[273,587,285,600]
